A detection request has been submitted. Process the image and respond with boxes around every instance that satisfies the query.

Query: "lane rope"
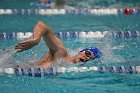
[0,31,139,39]
[0,66,139,77]
[0,8,139,15]
[0,8,140,15]
[0,8,118,15]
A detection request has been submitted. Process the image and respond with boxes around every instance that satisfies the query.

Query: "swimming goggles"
[79,50,94,62]
[83,50,95,59]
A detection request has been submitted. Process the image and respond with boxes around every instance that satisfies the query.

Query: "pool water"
[0,14,140,93]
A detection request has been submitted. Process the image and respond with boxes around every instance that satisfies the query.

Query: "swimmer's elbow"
[37,21,52,33]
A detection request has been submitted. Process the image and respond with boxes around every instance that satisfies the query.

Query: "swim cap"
[80,47,101,58]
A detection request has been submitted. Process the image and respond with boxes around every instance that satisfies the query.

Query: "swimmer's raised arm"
[15,21,66,52]
[15,21,48,52]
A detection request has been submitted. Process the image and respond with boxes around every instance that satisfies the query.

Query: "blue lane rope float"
[0,31,139,39]
[0,8,139,15]
[112,31,140,39]
[0,66,139,77]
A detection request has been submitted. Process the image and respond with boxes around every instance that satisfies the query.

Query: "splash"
[0,46,17,68]
[99,32,125,64]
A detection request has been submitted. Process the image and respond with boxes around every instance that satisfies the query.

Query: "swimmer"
[36,0,52,9]
[15,21,100,68]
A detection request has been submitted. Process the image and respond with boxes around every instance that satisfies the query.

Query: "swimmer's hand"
[15,39,39,52]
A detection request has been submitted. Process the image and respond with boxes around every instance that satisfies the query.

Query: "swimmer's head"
[73,47,101,63]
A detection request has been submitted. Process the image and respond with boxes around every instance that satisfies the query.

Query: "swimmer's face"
[73,50,95,63]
